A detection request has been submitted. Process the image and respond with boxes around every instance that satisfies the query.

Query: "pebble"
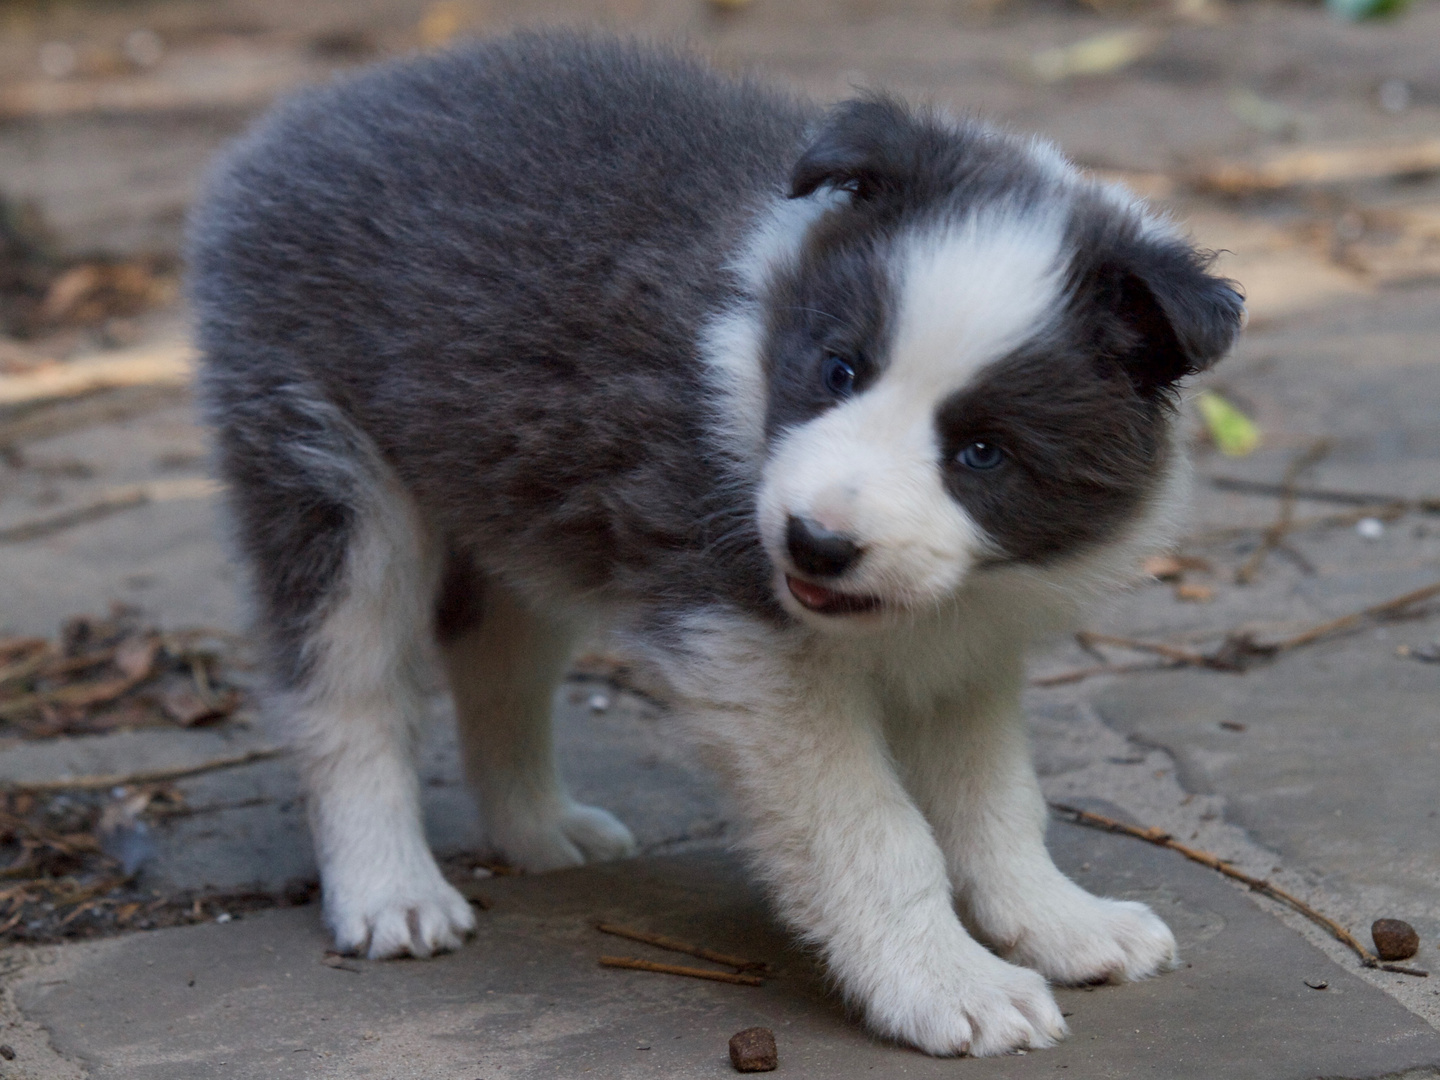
[1356,517,1385,540]
[587,693,611,713]
[1372,918,1420,961]
[1304,977,1329,990]
[729,1027,777,1073]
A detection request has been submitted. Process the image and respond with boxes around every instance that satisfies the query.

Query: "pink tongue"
[787,577,836,609]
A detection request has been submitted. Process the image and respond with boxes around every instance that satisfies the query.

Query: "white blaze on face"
[759,209,1068,616]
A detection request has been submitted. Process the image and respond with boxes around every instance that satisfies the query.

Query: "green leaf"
[1196,390,1261,457]
[1326,0,1411,21]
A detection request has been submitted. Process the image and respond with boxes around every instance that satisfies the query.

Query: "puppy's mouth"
[785,575,883,616]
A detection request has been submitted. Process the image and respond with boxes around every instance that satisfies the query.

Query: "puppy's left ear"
[1099,242,1245,398]
[788,95,922,201]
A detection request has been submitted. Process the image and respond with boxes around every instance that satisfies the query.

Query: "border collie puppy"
[188,31,1242,1057]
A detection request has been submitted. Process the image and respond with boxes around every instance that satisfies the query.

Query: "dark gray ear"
[1098,244,1245,397]
[789,96,921,201]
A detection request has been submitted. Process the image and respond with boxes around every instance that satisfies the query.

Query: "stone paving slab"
[15,819,1440,1080]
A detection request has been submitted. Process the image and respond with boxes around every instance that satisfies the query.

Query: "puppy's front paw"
[489,801,637,873]
[996,887,1178,985]
[326,869,476,960]
[866,948,1068,1057]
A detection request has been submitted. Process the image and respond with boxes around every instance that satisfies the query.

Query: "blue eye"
[957,441,1003,470]
[821,354,856,398]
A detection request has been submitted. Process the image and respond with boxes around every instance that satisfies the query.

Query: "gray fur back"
[189,32,814,636]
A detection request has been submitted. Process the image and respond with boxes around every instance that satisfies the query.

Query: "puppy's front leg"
[898,675,1177,986]
[683,647,1065,1057]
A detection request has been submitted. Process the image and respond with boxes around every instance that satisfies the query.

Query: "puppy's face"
[753,100,1244,627]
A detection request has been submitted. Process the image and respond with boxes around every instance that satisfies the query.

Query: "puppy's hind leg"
[221,401,475,959]
[287,478,476,959]
[436,565,636,872]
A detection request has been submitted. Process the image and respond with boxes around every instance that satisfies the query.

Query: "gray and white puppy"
[189,32,1243,1057]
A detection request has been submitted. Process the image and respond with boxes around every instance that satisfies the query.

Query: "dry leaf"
[1175,583,1216,603]
[1029,29,1163,82]
[1142,554,1212,580]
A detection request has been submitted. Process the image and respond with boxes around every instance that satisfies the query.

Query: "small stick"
[3,746,285,793]
[1234,439,1330,586]
[0,638,48,664]
[0,343,193,408]
[0,672,146,720]
[598,955,764,986]
[0,383,187,450]
[1048,803,1399,971]
[1076,632,1212,667]
[1186,502,1408,545]
[1031,661,1164,687]
[0,810,100,856]
[57,897,108,927]
[0,478,219,544]
[1034,579,1440,687]
[0,648,55,692]
[595,921,771,972]
[1380,963,1429,977]
[1269,580,1440,651]
[0,489,147,544]
[1210,476,1440,512]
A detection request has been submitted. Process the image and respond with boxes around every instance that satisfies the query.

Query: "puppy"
[188,31,1243,1057]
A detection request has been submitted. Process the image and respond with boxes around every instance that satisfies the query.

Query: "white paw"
[325,866,477,960]
[993,887,1178,985]
[865,947,1068,1057]
[489,800,637,873]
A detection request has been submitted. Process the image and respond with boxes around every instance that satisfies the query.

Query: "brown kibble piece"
[1372,918,1420,961]
[729,1027,777,1072]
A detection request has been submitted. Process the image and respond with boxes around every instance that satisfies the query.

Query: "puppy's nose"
[786,515,863,578]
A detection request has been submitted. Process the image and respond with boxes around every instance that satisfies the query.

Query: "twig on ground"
[1234,440,1330,586]
[1192,138,1440,195]
[0,343,192,409]
[0,673,148,722]
[1209,476,1440,512]
[595,921,771,973]
[1032,579,1440,687]
[1075,632,1212,667]
[0,490,146,544]
[598,955,765,986]
[1269,580,1440,650]
[1047,803,1421,975]
[4,746,286,793]
[0,384,188,451]
[0,478,220,544]
[0,809,101,857]
[1379,963,1430,977]
[1031,661,1161,688]
[1186,503,1410,545]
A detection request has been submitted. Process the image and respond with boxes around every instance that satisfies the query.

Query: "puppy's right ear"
[789,96,919,201]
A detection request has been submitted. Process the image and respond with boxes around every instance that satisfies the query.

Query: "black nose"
[786,515,863,578]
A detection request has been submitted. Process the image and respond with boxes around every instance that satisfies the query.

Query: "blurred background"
[0,0,1437,342]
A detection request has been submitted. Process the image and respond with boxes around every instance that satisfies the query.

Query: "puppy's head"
[754,96,1244,627]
